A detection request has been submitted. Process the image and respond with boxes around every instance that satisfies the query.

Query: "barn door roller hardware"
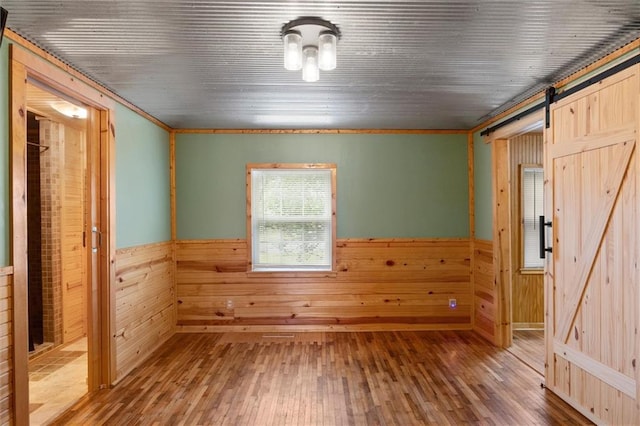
[544,87,555,128]
[481,52,640,136]
[539,216,552,259]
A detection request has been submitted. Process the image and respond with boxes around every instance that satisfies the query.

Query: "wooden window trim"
[519,268,544,275]
[246,163,337,274]
[519,163,543,272]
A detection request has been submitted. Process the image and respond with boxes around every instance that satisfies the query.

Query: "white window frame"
[520,164,544,272]
[246,163,337,274]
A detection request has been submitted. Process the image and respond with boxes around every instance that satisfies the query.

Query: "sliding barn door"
[545,65,639,424]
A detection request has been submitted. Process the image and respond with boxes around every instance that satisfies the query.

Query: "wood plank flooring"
[509,329,545,375]
[53,331,591,425]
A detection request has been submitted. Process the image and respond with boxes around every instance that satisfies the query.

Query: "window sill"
[519,268,544,275]
[247,270,338,279]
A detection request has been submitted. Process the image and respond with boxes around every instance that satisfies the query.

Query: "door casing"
[10,45,116,426]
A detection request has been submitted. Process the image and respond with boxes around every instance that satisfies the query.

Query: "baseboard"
[176,324,473,333]
[513,322,544,330]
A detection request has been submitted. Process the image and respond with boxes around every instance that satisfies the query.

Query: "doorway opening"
[488,111,545,374]
[26,82,90,424]
[505,132,544,374]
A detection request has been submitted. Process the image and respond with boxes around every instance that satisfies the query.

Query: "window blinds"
[522,167,544,269]
[251,169,332,271]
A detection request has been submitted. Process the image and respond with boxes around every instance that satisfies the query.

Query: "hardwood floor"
[53,331,591,425]
[509,329,545,375]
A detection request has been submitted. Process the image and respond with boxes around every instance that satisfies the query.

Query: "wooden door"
[545,65,639,423]
[61,125,87,342]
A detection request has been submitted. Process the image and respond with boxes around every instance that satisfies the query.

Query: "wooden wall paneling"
[492,139,511,347]
[114,242,174,382]
[10,53,30,426]
[0,269,14,425]
[509,133,544,327]
[472,240,495,343]
[545,64,639,424]
[176,239,472,331]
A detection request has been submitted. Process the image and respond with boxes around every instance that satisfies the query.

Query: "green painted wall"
[176,133,469,239]
[115,104,171,248]
[474,131,493,241]
[0,41,9,266]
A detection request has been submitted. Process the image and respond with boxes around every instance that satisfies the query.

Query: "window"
[247,163,336,272]
[521,165,544,270]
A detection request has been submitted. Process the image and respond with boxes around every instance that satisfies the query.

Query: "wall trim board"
[470,37,640,134]
[492,139,511,348]
[512,322,544,330]
[10,56,30,425]
[475,239,493,245]
[178,237,471,245]
[468,133,476,330]
[4,29,171,132]
[176,324,473,333]
[467,133,476,239]
[170,132,178,338]
[175,128,469,134]
[115,240,174,256]
[170,132,177,242]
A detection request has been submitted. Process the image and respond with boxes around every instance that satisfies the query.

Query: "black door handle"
[539,216,553,259]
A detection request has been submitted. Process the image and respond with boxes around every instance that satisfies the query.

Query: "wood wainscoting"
[114,241,175,382]
[472,240,496,344]
[0,267,14,424]
[176,239,471,331]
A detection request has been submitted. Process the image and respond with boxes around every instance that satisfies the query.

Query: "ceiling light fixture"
[51,100,88,119]
[281,17,340,82]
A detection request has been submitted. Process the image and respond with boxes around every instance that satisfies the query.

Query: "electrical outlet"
[449,298,457,309]
[226,299,234,310]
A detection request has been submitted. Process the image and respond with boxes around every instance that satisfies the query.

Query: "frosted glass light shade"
[51,101,88,119]
[283,31,302,71]
[302,46,319,82]
[318,32,337,71]
[281,18,340,81]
